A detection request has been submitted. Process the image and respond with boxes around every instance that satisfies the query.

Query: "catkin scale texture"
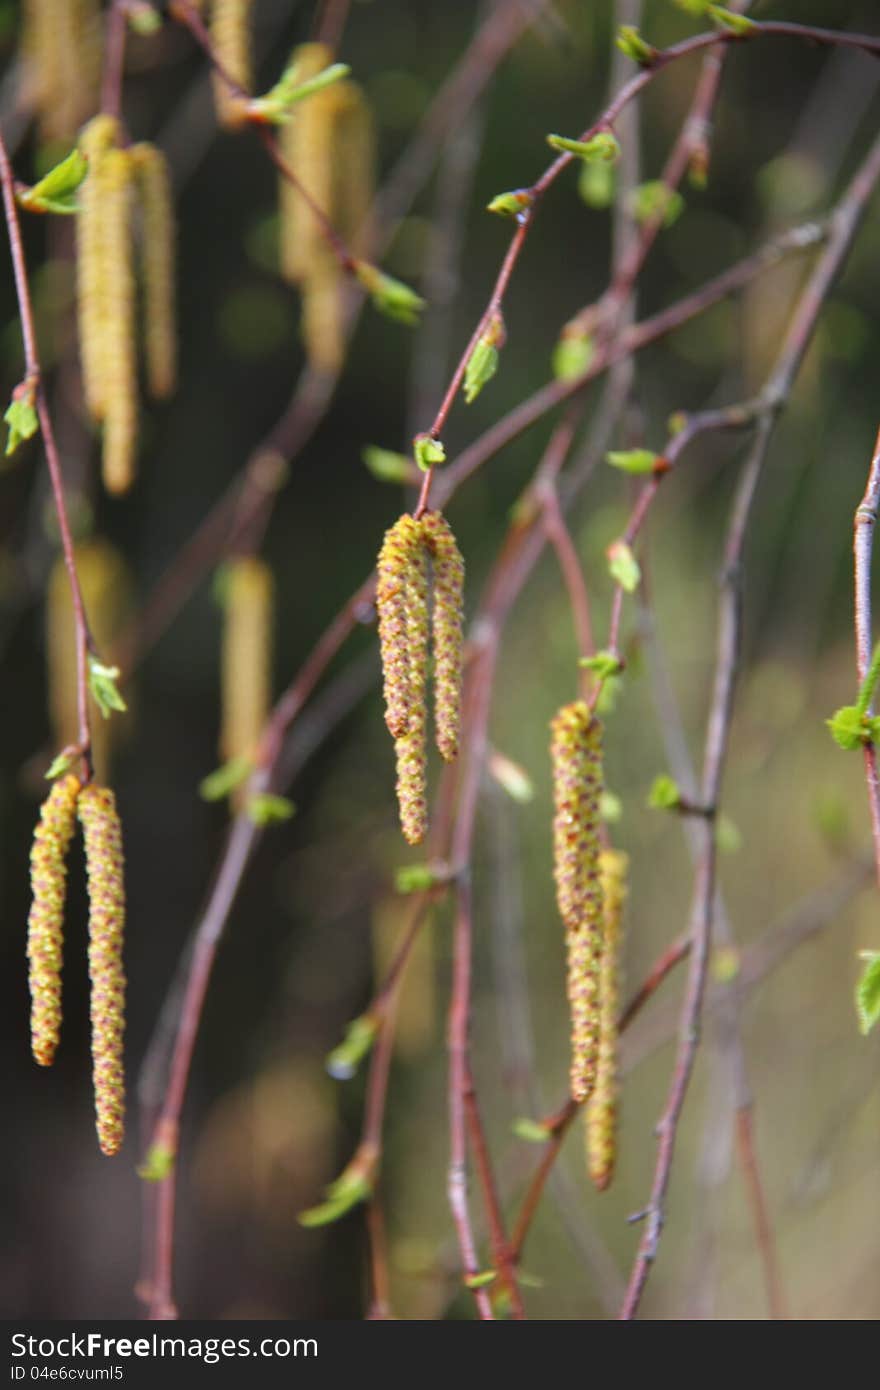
[76,115,121,423]
[27,775,81,1068]
[78,784,126,1157]
[22,0,102,143]
[99,149,138,495]
[279,43,335,286]
[376,516,421,741]
[395,539,429,846]
[210,0,253,129]
[220,557,274,773]
[421,511,464,763]
[131,143,177,400]
[586,848,628,1191]
[550,703,603,1103]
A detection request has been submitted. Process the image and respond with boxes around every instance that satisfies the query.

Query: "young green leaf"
[4,395,39,455]
[578,159,615,209]
[629,181,685,229]
[88,659,127,720]
[825,705,880,751]
[707,4,757,36]
[245,792,296,826]
[395,862,446,895]
[856,952,880,1036]
[45,750,77,781]
[486,189,533,218]
[552,330,594,382]
[326,1014,379,1080]
[648,774,681,811]
[579,650,623,679]
[249,61,351,124]
[547,131,620,163]
[463,314,504,405]
[354,261,425,326]
[606,448,660,475]
[362,446,413,485]
[199,757,253,802]
[512,1117,552,1143]
[465,1270,497,1290]
[137,1141,176,1183]
[607,539,641,593]
[17,148,89,215]
[615,25,658,66]
[413,433,445,472]
[600,790,623,823]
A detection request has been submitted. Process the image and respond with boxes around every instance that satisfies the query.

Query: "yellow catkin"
[550,703,603,1103]
[210,0,253,130]
[376,515,421,740]
[278,43,335,286]
[22,1,102,144]
[586,848,628,1191]
[27,774,81,1067]
[99,148,138,495]
[331,83,376,260]
[47,540,132,784]
[76,115,121,421]
[131,143,177,400]
[77,783,126,1157]
[420,511,464,763]
[220,556,274,775]
[300,261,347,376]
[395,537,429,846]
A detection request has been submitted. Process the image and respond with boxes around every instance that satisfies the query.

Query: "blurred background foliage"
[1,0,880,1320]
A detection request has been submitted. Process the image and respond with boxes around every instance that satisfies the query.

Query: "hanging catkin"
[278,43,335,286]
[76,115,121,422]
[131,143,177,400]
[78,784,126,1157]
[396,534,429,846]
[47,539,132,783]
[210,0,253,130]
[550,702,603,1104]
[27,774,81,1067]
[220,556,274,773]
[586,848,628,1191]
[377,515,420,740]
[98,148,138,495]
[22,0,102,144]
[421,511,464,763]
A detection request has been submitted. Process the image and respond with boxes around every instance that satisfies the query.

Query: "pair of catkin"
[27,777,126,1157]
[21,0,102,144]
[76,117,176,495]
[377,512,464,845]
[550,702,628,1189]
[279,43,376,373]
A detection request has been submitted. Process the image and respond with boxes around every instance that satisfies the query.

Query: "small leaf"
[552,330,594,381]
[465,1270,497,1290]
[45,750,77,781]
[488,750,534,804]
[855,641,880,717]
[299,1147,376,1227]
[707,4,757,36]
[248,61,351,124]
[512,1117,551,1143]
[615,25,658,66]
[88,658,127,720]
[596,673,622,715]
[137,1141,175,1182]
[4,394,39,456]
[547,131,620,163]
[856,952,880,1036]
[354,261,425,326]
[463,314,504,405]
[826,705,867,751]
[127,3,163,36]
[715,813,742,855]
[600,790,623,823]
[17,147,89,215]
[629,181,685,229]
[199,757,253,802]
[362,446,412,485]
[394,862,446,894]
[578,160,615,209]
[606,448,660,475]
[607,539,641,593]
[326,1014,379,1080]
[486,189,533,218]
[413,433,445,472]
[579,650,623,679]
[648,774,681,811]
[245,792,295,826]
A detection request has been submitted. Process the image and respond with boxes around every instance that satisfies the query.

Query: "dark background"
[1,0,880,1319]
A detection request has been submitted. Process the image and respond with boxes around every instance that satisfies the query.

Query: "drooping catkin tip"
[586,848,628,1190]
[77,783,126,1157]
[420,511,464,763]
[27,774,81,1068]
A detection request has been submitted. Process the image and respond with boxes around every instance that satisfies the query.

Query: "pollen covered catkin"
[279,43,335,286]
[377,515,421,741]
[421,511,464,763]
[27,774,81,1067]
[131,143,177,400]
[99,148,138,495]
[76,115,121,422]
[22,0,102,143]
[77,784,126,1157]
[220,556,274,774]
[396,535,429,846]
[586,848,628,1191]
[210,0,253,130]
[550,702,603,1103]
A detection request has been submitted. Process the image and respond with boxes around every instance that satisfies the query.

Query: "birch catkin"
[421,511,464,763]
[396,536,429,846]
[377,515,420,740]
[27,775,81,1068]
[586,848,628,1191]
[99,148,138,495]
[550,703,603,1103]
[210,0,253,130]
[78,784,126,1158]
[131,143,177,400]
[279,43,335,286]
[22,0,102,143]
[76,115,121,422]
[220,556,274,772]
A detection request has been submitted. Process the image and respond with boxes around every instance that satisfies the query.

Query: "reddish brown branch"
[853,424,880,887]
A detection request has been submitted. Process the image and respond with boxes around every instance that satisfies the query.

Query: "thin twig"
[852,424,880,886]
